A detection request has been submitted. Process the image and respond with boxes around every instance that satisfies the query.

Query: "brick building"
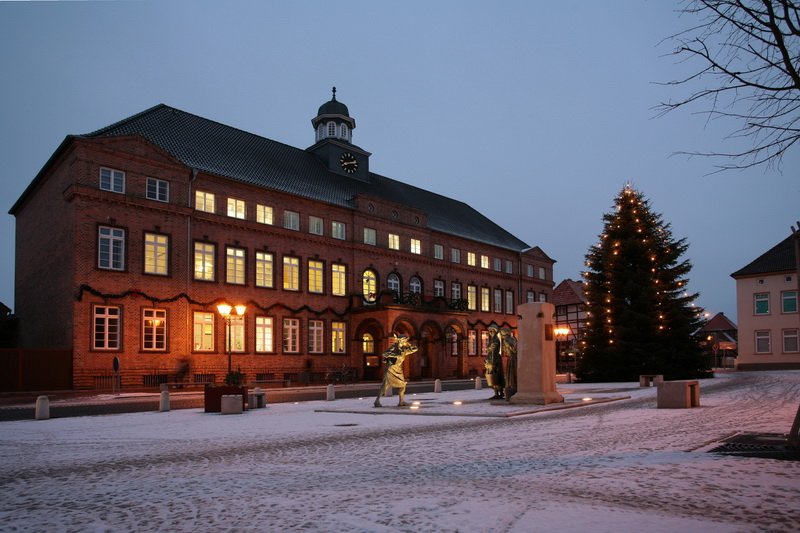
[10,92,554,389]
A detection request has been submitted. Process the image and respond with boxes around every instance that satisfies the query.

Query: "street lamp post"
[216,303,246,374]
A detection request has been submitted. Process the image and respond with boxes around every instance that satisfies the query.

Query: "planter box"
[204,385,247,413]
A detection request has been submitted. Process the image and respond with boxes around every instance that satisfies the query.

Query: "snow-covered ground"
[1,371,798,532]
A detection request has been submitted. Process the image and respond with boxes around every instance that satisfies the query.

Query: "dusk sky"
[1,0,797,322]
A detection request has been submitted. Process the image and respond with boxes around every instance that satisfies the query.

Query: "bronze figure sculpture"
[374,334,418,407]
[484,324,505,399]
[500,327,517,401]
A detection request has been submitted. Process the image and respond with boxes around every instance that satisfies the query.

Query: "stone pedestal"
[510,302,564,405]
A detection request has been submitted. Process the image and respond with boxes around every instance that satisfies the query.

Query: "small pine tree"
[577,184,708,382]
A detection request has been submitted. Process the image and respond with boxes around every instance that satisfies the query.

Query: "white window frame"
[387,272,401,295]
[283,318,300,353]
[100,167,125,194]
[309,216,324,236]
[144,232,168,276]
[142,308,167,351]
[468,330,477,356]
[98,226,125,271]
[480,255,489,269]
[434,244,444,260]
[755,330,771,353]
[195,241,216,282]
[283,256,300,291]
[226,316,245,353]
[283,210,300,231]
[146,177,169,202]
[226,247,246,285]
[493,258,502,272]
[434,279,445,297]
[332,263,347,296]
[467,285,477,311]
[93,305,121,350]
[493,289,503,313]
[388,233,400,250]
[451,282,462,301]
[309,319,324,354]
[363,269,378,302]
[364,227,377,245]
[227,198,246,219]
[195,190,216,214]
[255,316,274,353]
[782,291,798,313]
[256,204,274,225]
[193,312,214,351]
[467,252,476,266]
[783,329,799,353]
[308,259,324,294]
[409,276,422,294]
[255,251,274,288]
[451,248,461,263]
[481,287,490,312]
[505,290,514,314]
[332,221,346,240]
[754,292,770,315]
[332,321,346,353]
[410,238,421,254]
[505,260,513,274]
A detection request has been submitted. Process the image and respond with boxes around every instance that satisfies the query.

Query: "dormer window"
[327,121,336,137]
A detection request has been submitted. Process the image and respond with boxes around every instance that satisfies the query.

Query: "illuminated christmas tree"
[577,184,708,382]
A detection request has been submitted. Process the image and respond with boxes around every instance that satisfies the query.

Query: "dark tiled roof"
[553,278,586,307]
[83,104,530,251]
[731,235,797,278]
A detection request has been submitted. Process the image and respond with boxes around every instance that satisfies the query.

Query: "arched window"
[340,123,348,140]
[362,269,378,303]
[387,272,401,295]
[316,124,324,141]
[362,333,375,354]
[327,121,336,137]
[409,276,422,294]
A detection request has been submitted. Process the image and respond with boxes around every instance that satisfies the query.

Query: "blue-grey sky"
[1,0,797,323]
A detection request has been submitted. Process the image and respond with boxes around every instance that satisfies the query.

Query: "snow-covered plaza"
[1,371,798,532]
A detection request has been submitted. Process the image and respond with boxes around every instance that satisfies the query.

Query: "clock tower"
[308,87,370,181]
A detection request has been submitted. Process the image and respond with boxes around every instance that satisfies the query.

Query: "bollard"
[475,377,482,390]
[159,390,170,412]
[326,383,335,401]
[434,379,442,393]
[35,395,49,420]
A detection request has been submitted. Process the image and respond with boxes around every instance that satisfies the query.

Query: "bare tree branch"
[656,0,800,172]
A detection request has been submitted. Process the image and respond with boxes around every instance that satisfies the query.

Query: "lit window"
[226,247,246,285]
[98,226,125,271]
[146,177,169,202]
[142,308,166,351]
[467,285,477,310]
[362,269,378,302]
[309,216,324,236]
[226,315,245,352]
[193,312,214,351]
[332,321,346,353]
[227,198,246,219]
[332,221,346,240]
[255,251,274,288]
[410,238,421,254]
[451,248,461,263]
[434,244,444,260]
[309,320,324,353]
[255,316,273,352]
[362,333,375,354]
[283,210,300,231]
[480,331,488,355]
[388,233,400,250]
[144,232,168,275]
[754,293,770,315]
[468,330,477,355]
[467,252,476,266]
[93,305,120,350]
[332,264,347,296]
[256,204,273,225]
[195,190,216,213]
[755,330,771,353]
[387,273,401,295]
[782,291,797,313]
[481,287,490,311]
[283,257,300,291]
[364,227,377,245]
[480,255,489,269]
[308,260,324,293]
[99,167,125,193]
[783,329,799,353]
[283,318,300,353]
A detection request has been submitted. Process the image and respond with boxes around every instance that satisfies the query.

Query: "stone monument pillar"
[510,302,564,405]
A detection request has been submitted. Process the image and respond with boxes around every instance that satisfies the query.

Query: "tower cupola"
[312,87,356,143]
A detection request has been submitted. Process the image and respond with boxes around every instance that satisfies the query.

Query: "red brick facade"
[12,113,554,390]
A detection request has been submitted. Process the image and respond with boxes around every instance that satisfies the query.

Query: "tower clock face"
[339,152,358,173]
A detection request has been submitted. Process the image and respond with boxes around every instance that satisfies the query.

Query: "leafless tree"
[657,1,800,172]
